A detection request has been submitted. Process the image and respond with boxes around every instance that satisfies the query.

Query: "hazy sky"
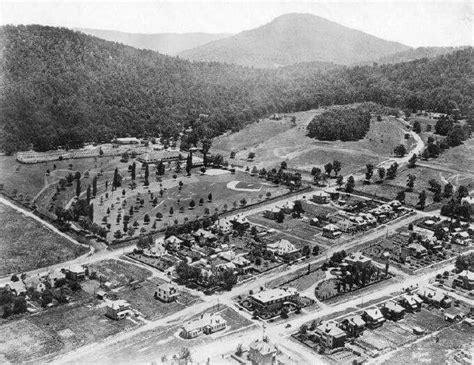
[1,0,473,47]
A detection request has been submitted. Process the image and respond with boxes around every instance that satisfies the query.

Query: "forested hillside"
[0,25,472,153]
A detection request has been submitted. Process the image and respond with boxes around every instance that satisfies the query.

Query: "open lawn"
[212,109,413,176]
[0,154,123,201]
[94,169,289,241]
[0,202,88,277]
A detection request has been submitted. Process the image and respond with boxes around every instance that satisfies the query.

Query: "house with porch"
[322,224,342,239]
[248,338,278,365]
[155,283,179,302]
[339,315,366,337]
[263,207,282,220]
[106,300,133,320]
[181,312,227,338]
[267,239,300,262]
[397,293,423,311]
[65,265,86,281]
[315,321,347,349]
[249,287,299,313]
[453,270,474,290]
[381,301,406,320]
[362,308,386,328]
[312,191,330,204]
[164,235,183,251]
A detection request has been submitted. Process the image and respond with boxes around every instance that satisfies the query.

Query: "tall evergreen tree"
[75,177,81,197]
[92,175,98,197]
[131,162,136,180]
[144,163,149,186]
[86,185,91,203]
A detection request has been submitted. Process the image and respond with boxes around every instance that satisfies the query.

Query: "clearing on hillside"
[212,107,414,175]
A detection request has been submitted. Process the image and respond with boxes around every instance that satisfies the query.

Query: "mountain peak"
[179,13,410,68]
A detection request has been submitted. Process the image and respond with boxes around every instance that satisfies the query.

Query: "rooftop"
[183,312,226,332]
[317,321,346,337]
[251,287,298,303]
[249,338,278,355]
[267,239,298,254]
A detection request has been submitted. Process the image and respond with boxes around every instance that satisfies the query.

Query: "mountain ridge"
[76,28,231,55]
[178,13,411,67]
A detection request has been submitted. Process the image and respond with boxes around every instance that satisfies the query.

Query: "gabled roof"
[157,283,177,292]
[317,321,346,337]
[383,301,405,313]
[165,235,183,244]
[267,239,298,254]
[182,313,226,332]
[323,223,340,231]
[365,308,384,320]
[193,229,216,239]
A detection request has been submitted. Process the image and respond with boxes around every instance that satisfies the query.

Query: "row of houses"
[312,289,458,350]
[1,266,86,297]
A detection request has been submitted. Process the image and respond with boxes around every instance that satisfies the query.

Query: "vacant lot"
[212,109,413,176]
[0,299,135,363]
[381,321,473,364]
[66,305,257,364]
[0,202,88,277]
[86,259,152,288]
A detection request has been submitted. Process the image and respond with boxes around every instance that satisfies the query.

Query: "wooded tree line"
[307,105,371,140]
[1,25,472,153]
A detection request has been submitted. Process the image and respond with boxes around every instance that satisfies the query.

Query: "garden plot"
[86,259,153,288]
[0,319,61,364]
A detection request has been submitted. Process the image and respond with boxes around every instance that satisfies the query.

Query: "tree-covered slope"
[0,25,472,153]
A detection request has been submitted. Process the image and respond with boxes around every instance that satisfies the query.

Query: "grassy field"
[212,109,413,176]
[94,169,289,240]
[422,137,474,176]
[0,154,123,200]
[355,163,473,208]
[0,202,88,277]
